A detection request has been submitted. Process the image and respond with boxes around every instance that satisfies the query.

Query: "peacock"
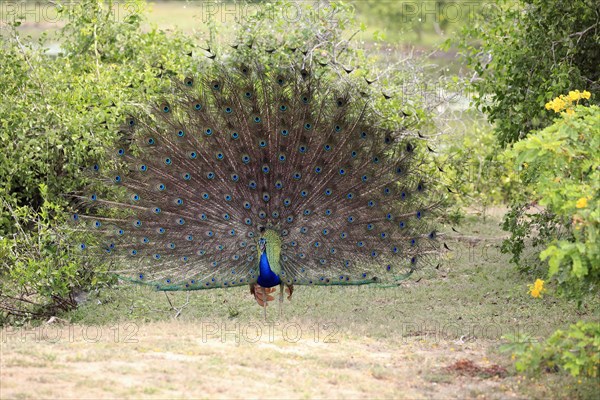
[72,43,443,318]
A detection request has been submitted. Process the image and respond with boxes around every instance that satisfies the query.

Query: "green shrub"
[501,321,600,378]
[458,0,600,146]
[503,96,599,296]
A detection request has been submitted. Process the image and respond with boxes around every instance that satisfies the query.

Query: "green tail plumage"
[72,44,443,298]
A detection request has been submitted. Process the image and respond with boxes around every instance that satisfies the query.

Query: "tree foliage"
[459,0,600,145]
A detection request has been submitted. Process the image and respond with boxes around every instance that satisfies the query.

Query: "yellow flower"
[576,197,588,208]
[528,279,545,298]
[567,90,580,102]
[565,108,575,115]
[581,90,591,99]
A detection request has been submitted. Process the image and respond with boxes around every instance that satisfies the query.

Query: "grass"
[1,212,599,399]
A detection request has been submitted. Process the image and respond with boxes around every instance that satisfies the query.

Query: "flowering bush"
[506,94,599,295]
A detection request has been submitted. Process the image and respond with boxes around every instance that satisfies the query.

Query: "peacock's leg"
[262,288,267,321]
[278,283,284,318]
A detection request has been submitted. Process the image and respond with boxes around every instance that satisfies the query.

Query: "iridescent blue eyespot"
[177,130,185,137]
[286,216,294,223]
[189,152,197,159]
[315,166,322,173]
[158,183,166,191]
[293,172,302,180]
[259,211,266,219]
[281,129,289,136]
[225,107,232,114]
[283,198,291,206]
[279,154,286,162]
[325,209,332,216]
[259,140,267,148]
[153,207,161,214]
[340,232,348,238]
[175,198,183,206]
[360,131,367,139]
[94,221,101,228]
[200,213,207,220]
[114,175,122,183]
[303,209,311,216]
[231,174,239,182]
[351,151,357,158]
[225,195,232,201]
[347,193,354,199]
[131,194,140,201]
[299,145,307,153]
[347,216,355,222]
[304,123,312,130]
[194,103,202,110]
[249,181,257,189]
[280,105,287,111]
[164,158,172,165]
[245,218,252,225]
[147,138,155,145]
[334,125,341,132]
[231,132,239,140]
[324,189,332,196]
[339,168,346,175]
[242,155,250,164]
[207,172,215,179]
[186,235,193,241]
[216,152,224,160]
[324,144,332,151]
[205,128,212,136]
[322,229,329,235]
[89,194,97,201]
[367,224,373,230]
[300,190,308,197]
[416,211,422,219]
[202,192,209,200]
[262,165,270,173]
[177,218,185,225]
[254,116,261,123]
[117,148,125,156]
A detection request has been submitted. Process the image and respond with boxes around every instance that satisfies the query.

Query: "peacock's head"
[258,237,267,253]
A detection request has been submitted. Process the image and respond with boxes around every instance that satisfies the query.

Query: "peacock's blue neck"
[257,252,281,288]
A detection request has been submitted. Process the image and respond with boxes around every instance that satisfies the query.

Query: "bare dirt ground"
[2,320,523,399]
